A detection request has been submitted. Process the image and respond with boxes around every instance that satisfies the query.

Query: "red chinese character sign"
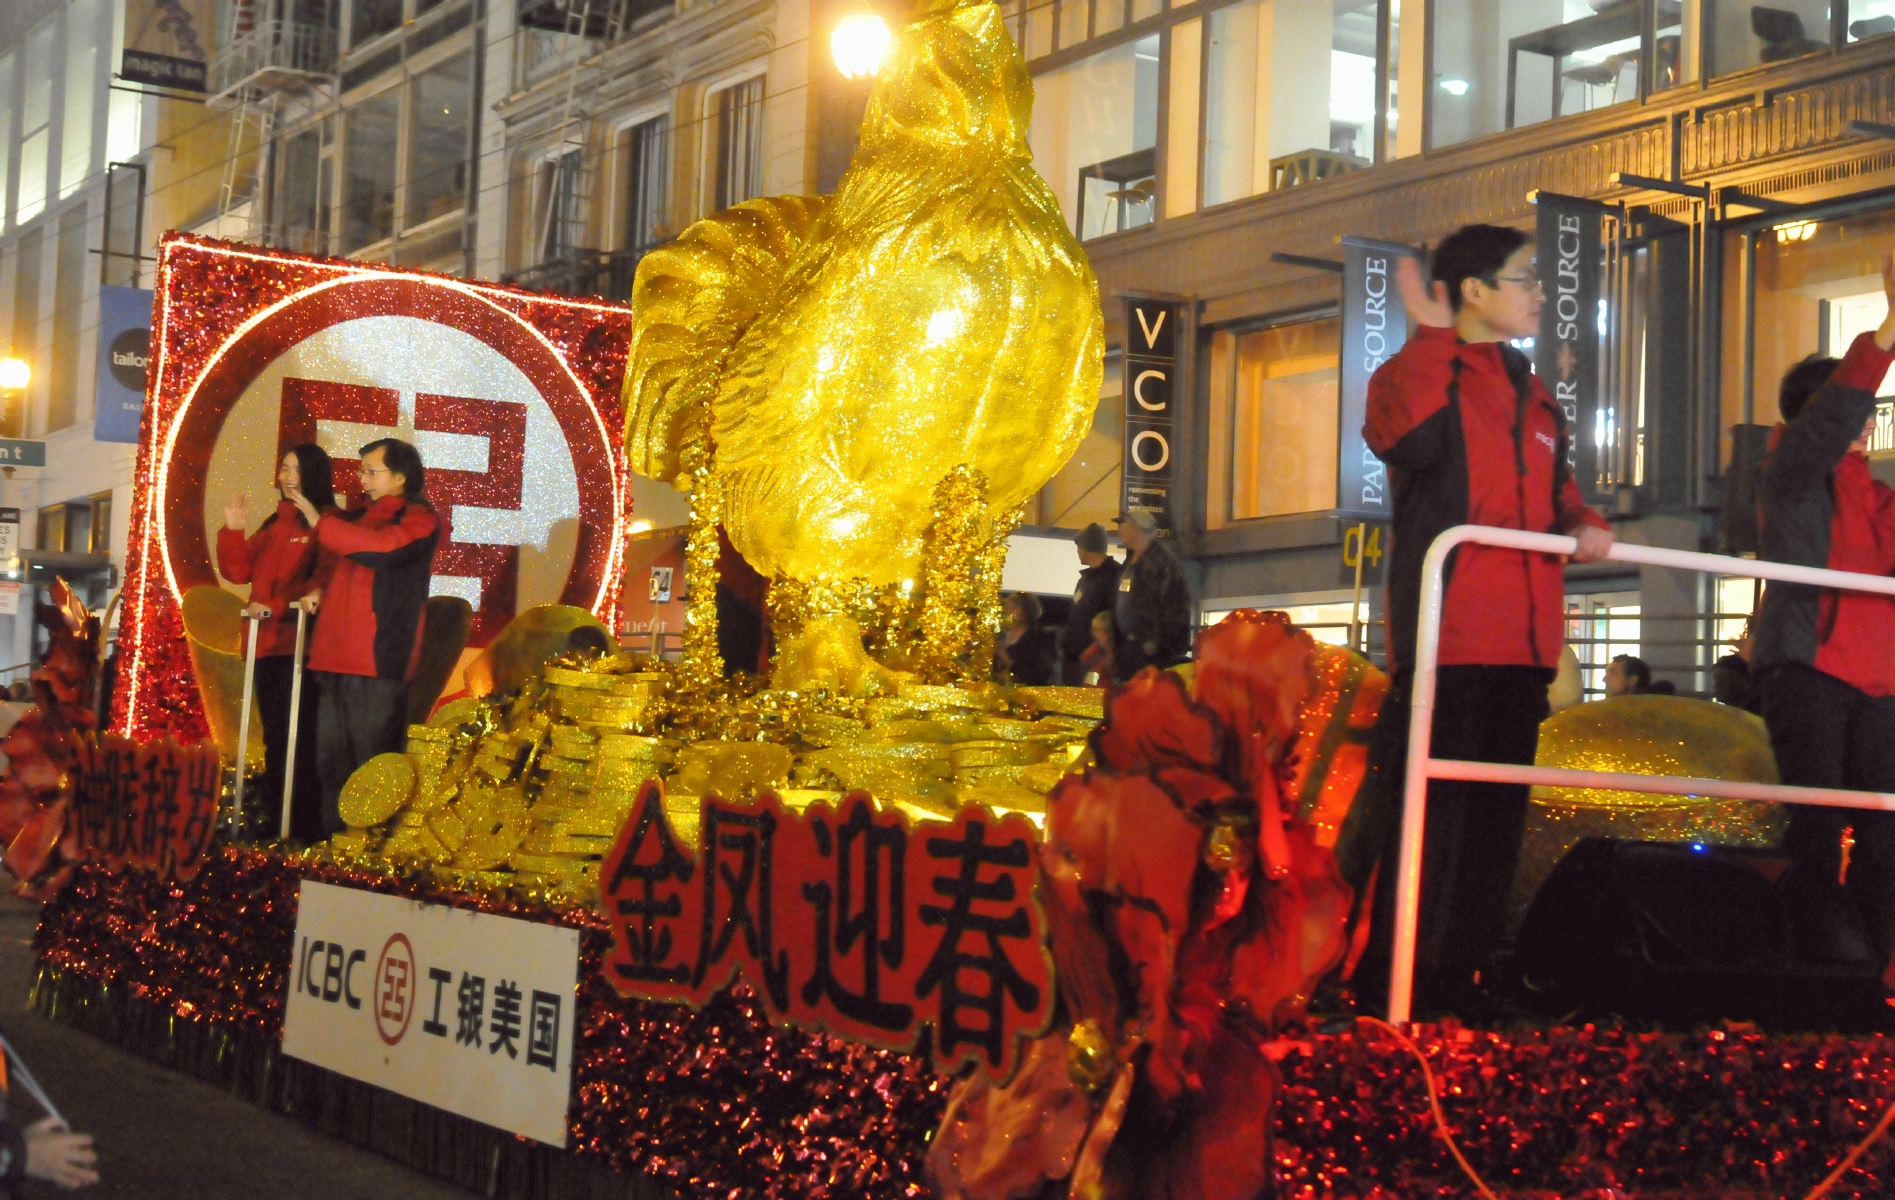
[67,734,223,880]
[601,784,1054,1081]
[117,235,633,742]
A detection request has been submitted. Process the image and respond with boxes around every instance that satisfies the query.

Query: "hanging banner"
[1339,236,1417,517]
[281,882,581,1146]
[95,286,153,445]
[1535,193,1604,498]
[1121,297,1181,538]
[122,0,214,92]
[601,785,1052,1082]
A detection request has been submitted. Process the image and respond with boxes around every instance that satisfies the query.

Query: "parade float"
[15,0,1895,1195]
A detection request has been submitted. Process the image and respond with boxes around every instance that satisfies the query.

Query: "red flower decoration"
[929,610,1356,1200]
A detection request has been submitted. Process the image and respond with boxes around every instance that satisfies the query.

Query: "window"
[1215,316,1341,521]
[9,229,41,440]
[89,492,112,555]
[276,125,327,252]
[60,0,99,201]
[36,506,65,555]
[1029,36,1158,240]
[1710,0,1830,76]
[351,0,404,46]
[406,51,473,228]
[1203,598,1363,648]
[341,87,400,251]
[49,203,87,433]
[17,20,56,225]
[1432,0,1684,148]
[0,51,14,229]
[1201,0,1381,209]
[537,148,585,262]
[105,0,141,167]
[1565,591,1640,699]
[713,76,765,211]
[1850,1,1895,40]
[618,115,671,251]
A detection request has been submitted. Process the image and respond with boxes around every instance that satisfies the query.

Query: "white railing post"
[1387,524,1895,1025]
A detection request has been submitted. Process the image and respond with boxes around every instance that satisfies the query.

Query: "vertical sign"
[122,0,214,92]
[0,507,18,616]
[1122,298,1182,538]
[1535,194,1603,497]
[1339,236,1417,517]
[95,286,154,445]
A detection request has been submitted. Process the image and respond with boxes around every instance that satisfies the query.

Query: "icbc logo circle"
[374,933,417,1046]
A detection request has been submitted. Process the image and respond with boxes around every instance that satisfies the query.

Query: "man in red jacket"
[1753,253,1895,984]
[290,438,445,833]
[1339,224,1613,1020]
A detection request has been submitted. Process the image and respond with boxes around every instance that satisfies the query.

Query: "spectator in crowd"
[289,439,446,834]
[1058,523,1121,684]
[1079,610,1115,687]
[217,444,336,842]
[1112,510,1192,681]
[1714,618,1764,714]
[996,592,1055,686]
[1604,654,1651,697]
[1752,252,1895,979]
[1337,224,1612,1022]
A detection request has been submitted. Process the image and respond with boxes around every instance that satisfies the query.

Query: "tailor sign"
[1534,192,1604,500]
[282,882,580,1145]
[1339,236,1416,517]
[95,286,153,444]
[1121,297,1181,538]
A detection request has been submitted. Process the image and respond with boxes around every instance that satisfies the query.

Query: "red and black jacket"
[1754,330,1895,696]
[1366,325,1609,675]
[214,499,330,659]
[307,494,446,681]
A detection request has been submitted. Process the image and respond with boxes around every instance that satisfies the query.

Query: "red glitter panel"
[277,379,402,508]
[117,235,633,744]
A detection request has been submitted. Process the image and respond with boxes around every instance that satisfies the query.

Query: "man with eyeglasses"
[1337,223,1613,1022]
[288,438,446,834]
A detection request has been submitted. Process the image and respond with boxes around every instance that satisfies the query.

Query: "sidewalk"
[0,893,479,1199]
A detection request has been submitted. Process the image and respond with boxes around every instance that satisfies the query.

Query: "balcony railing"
[208,19,338,107]
[503,247,659,300]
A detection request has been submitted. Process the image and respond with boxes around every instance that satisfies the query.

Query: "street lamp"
[832,13,892,79]
[0,358,27,392]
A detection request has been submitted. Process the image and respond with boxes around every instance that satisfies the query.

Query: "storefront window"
[406,52,472,229]
[1200,0,1380,207]
[1722,208,1895,444]
[1213,316,1341,522]
[1709,0,1830,76]
[342,87,400,251]
[1029,36,1159,240]
[1432,0,1683,148]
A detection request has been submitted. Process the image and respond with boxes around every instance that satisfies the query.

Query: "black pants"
[253,656,324,843]
[1339,665,1551,1012]
[315,672,410,835]
[1759,662,1895,971]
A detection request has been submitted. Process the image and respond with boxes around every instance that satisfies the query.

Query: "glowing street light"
[832,14,892,80]
[0,358,28,391]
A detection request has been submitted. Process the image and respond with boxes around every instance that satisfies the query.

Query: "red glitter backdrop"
[116,234,635,743]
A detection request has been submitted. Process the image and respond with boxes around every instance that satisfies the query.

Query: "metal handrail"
[1390,525,1895,1024]
[209,19,338,96]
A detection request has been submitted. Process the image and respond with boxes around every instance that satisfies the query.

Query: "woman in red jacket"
[217,443,337,842]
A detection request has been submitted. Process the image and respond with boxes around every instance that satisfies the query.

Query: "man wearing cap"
[1058,523,1122,684]
[1112,510,1192,681]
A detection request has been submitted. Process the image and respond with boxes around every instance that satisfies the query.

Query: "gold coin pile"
[326,649,1102,897]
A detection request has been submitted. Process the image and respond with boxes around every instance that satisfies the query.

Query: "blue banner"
[95,286,154,444]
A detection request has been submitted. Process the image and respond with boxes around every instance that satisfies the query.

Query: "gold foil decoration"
[771,614,906,698]
[676,419,726,701]
[621,0,1103,589]
[338,753,416,828]
[916,466,989,682]
[179,585,266,765]
[462,604,615,698]
[1508,695,1787,926]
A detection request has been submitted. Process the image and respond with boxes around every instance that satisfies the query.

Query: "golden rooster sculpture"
[622,0,1104,593]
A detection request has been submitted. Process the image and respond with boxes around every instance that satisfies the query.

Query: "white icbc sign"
[281,881,581,1145]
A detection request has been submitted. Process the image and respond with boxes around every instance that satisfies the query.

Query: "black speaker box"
[1511,839,1882,1026]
